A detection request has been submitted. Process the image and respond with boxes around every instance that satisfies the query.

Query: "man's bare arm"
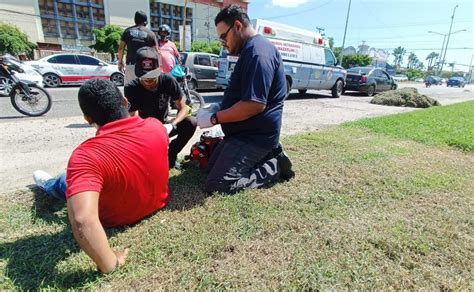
[67,191,129,273]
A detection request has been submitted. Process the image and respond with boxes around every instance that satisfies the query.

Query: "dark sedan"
[344,67,397,96]
[447,77,467,88]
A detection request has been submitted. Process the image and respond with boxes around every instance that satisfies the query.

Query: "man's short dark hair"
[214,4,250,27]
[134,10,147,25]
[78,79,128,126]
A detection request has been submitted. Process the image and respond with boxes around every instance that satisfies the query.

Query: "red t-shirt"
[66,116,170,228]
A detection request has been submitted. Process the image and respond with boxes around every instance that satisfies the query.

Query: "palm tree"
[425,52,439,70]
[392,46,406,69]
[448,62,455,72]
[407,52,418,69]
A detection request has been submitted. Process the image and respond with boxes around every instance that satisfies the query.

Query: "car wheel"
[43,73,61,88]
[110,73,124,86]
[331,79,343,98]
[298,89,307,95]
[285,78,291,98]
[367,85,376,97]
[188,79,197,91]
[391,83,398,90]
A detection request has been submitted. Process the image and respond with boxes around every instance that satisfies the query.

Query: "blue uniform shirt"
[221,34,287,149]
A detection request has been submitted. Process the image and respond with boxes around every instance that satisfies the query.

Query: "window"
[78,55,100,66]
[54,55,78,64]
[150,2,192,43]
[211,56,218,67]
[196,55,211,66]
[38,0,105,40]
[324,48,336,66]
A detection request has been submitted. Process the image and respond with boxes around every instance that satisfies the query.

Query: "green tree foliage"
[0,23,37,57]
[91,24,124,60]
[392,46,406,68]
[425,52,439,70]
[328,37,334,50]
[191,40,221,55]
[342,54,372,69]
[405,68,424,80]
[333,47,342,60]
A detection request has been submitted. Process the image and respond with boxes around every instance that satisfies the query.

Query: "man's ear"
[84,115,94,125]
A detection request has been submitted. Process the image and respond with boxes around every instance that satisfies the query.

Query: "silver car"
[180,52,219,91]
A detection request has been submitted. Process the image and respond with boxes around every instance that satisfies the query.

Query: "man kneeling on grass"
[32,79,170,273]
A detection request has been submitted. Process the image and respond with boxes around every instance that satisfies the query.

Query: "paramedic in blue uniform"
[196,4,294,194]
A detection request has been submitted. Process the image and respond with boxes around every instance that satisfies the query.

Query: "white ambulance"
[216,19,346,98]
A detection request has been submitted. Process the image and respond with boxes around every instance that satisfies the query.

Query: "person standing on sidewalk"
[33,79,170,273]
[125,47,197,169]
[118,11,159,85]
[157,24,180,74]
[196,4,294,194]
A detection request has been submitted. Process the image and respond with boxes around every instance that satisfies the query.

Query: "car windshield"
[450,77,463,81]
[348,67,371,74]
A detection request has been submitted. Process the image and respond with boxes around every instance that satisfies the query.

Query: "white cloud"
[271,0,309,8]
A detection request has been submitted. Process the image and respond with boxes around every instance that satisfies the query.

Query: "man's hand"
[114,248,130,270]
[197,110,213,129]
[118,63,125,73]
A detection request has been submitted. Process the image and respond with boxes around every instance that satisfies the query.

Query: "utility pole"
[182,0,188,51]
[439,5,458,73]
[207,3,211,45]
[316,27,325,34]
[339,0,352,66]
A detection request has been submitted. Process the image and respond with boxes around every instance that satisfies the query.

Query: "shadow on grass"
[166,164,211,211]
[28,185,68,225]
[0,228,101,290]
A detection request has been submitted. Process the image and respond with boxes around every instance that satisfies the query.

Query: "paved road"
[0,86,224,121]
[1,83,472,193]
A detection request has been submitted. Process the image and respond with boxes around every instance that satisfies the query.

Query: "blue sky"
[248,0,473,71]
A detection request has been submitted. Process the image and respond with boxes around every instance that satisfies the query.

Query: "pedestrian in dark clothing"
[125,47,197,169]
[118,11,159,85]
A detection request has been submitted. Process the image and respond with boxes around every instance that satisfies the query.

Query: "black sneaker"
[275,146,295,181]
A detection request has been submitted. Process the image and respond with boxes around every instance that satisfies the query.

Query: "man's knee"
[177,117,197,137]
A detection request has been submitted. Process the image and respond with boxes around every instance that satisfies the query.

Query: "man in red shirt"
[33,79,170,273]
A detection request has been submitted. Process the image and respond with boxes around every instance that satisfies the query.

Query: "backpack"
[185,132,224,170]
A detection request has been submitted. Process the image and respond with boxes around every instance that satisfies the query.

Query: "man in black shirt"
[125,47,197,169]
[118,11,158,85]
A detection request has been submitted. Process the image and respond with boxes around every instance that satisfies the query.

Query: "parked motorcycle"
[171,65,204,115]
[1,56,52,116]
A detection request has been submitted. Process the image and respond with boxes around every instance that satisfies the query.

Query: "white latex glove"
[197,110,213,129]
[202,103,221,114]
[164,123,174,135]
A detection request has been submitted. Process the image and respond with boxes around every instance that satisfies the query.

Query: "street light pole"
[428,29,466,74]
[339,0,352,66]
[439,5,459,73]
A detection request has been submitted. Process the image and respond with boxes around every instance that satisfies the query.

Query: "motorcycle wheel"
[10,84,52,116]
[187,90,205,115]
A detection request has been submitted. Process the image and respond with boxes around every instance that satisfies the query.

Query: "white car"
[392,74,408,82]
[0,58,43,96]
[27,54,124,87]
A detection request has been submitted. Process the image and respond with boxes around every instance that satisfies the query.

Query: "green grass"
[1,104,473,290]
[345,100,474,152]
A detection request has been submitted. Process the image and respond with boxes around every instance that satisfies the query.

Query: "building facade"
[0,0,249,54]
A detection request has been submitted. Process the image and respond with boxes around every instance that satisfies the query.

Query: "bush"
[0,23,37,57]
[370,87,441,108]
[191,40,221,54]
